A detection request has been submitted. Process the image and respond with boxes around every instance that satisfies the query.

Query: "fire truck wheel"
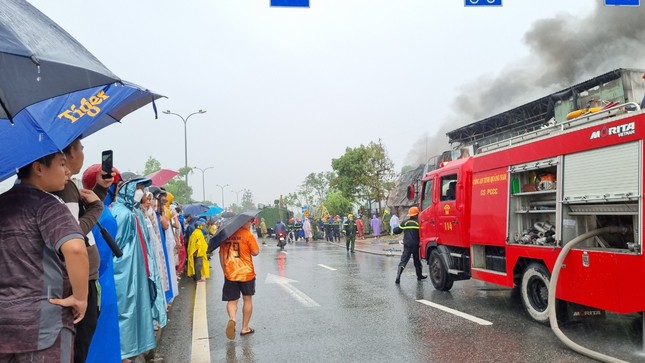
[429,249,453,291]
[520,263,550,324]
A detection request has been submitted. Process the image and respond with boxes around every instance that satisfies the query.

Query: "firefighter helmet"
[407,206,419,217]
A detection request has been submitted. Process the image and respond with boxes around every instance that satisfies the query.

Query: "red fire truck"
[415,68,645,324]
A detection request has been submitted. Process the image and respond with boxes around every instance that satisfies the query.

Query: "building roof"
[446,68,645,149]
[387,164,427,209]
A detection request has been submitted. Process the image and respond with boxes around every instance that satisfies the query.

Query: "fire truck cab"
[417,68,645,324]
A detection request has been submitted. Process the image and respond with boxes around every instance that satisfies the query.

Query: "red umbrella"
[145,168,179,186]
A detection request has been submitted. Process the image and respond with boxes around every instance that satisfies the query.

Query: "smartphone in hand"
[101,150,113,179]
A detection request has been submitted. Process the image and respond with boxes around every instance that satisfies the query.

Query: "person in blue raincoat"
[82,165,121,363]
[135,196,168,331]
[110,177,157,361]
[149,187,176,304]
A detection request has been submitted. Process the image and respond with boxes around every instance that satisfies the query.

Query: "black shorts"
[222,278,256,301]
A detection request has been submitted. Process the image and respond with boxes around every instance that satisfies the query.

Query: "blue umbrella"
[200,205,224,217]
[183,203,210,216]
[0,82,161,182]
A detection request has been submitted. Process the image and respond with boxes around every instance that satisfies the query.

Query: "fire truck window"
[422,180,433,210]
[441,176,457,201]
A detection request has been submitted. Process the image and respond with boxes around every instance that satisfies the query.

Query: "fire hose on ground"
[548,226,631,363]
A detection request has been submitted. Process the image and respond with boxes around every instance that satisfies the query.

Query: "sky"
[3,0,643,206]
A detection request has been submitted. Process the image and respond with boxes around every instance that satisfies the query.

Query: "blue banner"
[465,0,502,6]
[271,0,310,7]
[605,0,639,5]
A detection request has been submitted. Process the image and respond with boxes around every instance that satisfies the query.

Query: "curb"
[326,240,403,256]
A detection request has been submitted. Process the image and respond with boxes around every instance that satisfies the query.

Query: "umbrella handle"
[97,222,123,258]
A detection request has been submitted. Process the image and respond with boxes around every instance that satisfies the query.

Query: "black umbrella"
[0,0,121,121]
[208,210,260,253]
[0,1,163,182]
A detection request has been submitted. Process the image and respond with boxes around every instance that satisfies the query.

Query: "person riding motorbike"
[275,220,287,248]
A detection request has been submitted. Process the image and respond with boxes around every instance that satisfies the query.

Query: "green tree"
[229,203,242,214]
[164,179,193,205]
[142,156,161,175]
[323,190,353,216]
[241,190,255,210]
[299,171,335,206]
[330,140,396,215]
[331,146,369,200]
[282,193,301,209]
[365,140,396,214]
[140,156,193,204]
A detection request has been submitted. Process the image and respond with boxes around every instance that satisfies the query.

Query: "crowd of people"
[313,209,400,243]
[0,138,222,363]
[259,208,404,250]
[0,136,409,363]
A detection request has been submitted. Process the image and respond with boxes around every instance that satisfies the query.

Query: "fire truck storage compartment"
[561,141,641,250]
[472,245,506,272]
[508,157,560,246]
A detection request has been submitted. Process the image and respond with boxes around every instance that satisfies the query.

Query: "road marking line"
[416,299,493,326]
[318,264,337,271]
[265,273,320,307]
[279,282,320,307]
[191,281,211,363]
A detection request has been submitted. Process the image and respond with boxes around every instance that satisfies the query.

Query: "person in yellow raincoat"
[187,218,210,282]
[208,220,217,240]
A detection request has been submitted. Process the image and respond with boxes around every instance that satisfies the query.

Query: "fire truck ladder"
[477,102,642,154]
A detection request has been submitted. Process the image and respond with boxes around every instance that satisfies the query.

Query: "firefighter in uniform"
[332,215,342,242]
[343,214,357,253]
[393,206,427,284]
[324,216,333,241]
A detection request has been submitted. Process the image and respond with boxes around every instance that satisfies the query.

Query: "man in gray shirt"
[0,152,89,362]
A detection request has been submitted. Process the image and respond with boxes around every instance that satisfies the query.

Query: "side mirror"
[406,184,415,200]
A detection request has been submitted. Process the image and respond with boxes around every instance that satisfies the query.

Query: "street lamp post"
[216,184,229,209]
[193,166,214,202]
[231,189,247,206]
[162,109,207,186]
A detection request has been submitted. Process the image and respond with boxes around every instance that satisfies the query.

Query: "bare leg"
[241,295,253,333]
[227,299,239,321]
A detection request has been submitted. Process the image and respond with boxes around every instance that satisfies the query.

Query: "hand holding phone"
[101,150,113,179]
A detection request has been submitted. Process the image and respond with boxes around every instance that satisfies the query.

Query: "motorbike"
[276,230,286,250]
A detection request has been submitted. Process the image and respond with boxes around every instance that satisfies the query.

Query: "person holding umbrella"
[187,218,210,282]
[0,152,89,363]
[214,211,260,339]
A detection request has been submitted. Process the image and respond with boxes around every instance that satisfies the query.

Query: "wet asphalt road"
[156,241,645,363]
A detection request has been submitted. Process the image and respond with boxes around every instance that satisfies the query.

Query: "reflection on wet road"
[157,241,645,362]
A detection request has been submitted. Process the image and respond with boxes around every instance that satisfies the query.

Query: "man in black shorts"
[219,219,260,339]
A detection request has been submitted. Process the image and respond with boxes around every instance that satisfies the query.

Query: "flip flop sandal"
[226,320,236,340]
[240,328,255,336]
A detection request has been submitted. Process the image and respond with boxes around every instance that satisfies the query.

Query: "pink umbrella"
[146,168,179,186]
